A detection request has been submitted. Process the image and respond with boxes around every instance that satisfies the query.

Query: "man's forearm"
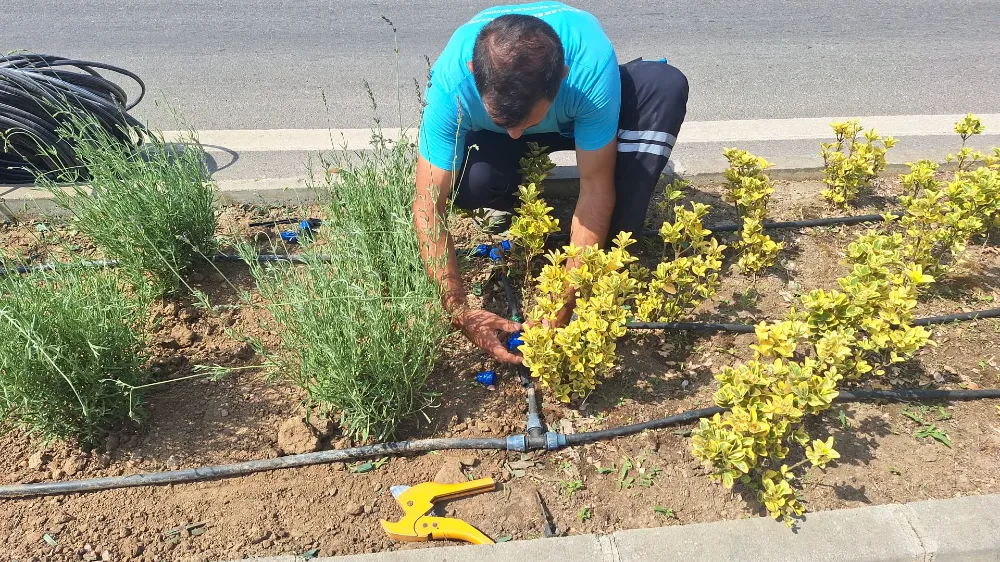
[413,158,466,322]
[414,199,466,321]
[569,175,616,251]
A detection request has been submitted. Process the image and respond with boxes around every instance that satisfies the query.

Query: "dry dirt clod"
[308,415,336,438]
[346,504,363,516]
[165,456,180,470]
[28,451,50,471]
[434,459,467,484]
[63,455,86,477]
[917,444,939,463]
[276,417,320,455]
[170,325,196,348]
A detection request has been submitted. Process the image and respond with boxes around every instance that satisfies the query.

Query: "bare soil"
[2,179,1000,562]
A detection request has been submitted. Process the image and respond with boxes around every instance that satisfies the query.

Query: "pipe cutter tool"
[380,478,497,545]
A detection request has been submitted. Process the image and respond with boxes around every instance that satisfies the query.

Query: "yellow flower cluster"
[820,119,898,207]
[518,233,641,403]
[722,148,783,274]
[634,201,726,322]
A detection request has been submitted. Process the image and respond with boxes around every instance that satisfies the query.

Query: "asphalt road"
[5,0,1000,131]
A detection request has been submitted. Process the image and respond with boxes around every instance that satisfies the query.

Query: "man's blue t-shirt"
[419,2,620,172]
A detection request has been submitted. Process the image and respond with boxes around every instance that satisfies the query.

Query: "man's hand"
[455,308,524,364]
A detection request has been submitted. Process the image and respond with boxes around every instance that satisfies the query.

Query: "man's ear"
[467,61,474,72]
[562,65,569,79]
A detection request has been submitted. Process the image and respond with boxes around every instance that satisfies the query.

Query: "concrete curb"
[0,158,684,220]
[227,493,1000,562]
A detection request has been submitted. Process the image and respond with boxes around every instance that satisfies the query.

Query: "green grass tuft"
[239,129,448,442]
[40,116,218,294]
[0,267,153,444]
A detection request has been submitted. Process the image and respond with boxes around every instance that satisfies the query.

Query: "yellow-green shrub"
[722,148,783,274]
[692,229,934,525]
[634,201,726,322]
[518,233,642,402]
[509,144,561,280]
[895,115,1000,276]
[820,120,897,207]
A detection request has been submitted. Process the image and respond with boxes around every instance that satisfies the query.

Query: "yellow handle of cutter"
[423,515,495,545]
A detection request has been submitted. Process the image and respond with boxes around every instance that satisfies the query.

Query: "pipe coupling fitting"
[544,431,567,451]
[505,434,528,452]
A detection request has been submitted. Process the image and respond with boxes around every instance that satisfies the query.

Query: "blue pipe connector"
[506,331,524,352]
[472,244,490,257]
[476,370,497,386]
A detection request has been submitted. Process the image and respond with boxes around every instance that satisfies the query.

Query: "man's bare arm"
[571,140,618,251]
[413,154,523,363]
[545,140,618,326]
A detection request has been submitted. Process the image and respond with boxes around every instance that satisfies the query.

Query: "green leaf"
[495,535,514,543]
[42,534,58,547]
[653,506,677,518]
[352,462,375,473]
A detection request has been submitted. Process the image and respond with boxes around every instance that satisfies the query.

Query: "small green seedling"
[653,506,677,519]
[838,410,852,431]
[915,425,951,448]
[578,507,594,522]
[560,479,584,496]
[351,457,390,473]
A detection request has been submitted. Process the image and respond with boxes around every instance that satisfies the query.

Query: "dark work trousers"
[451,59,690,244]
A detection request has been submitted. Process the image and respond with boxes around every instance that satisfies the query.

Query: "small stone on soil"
[346,504,363,516]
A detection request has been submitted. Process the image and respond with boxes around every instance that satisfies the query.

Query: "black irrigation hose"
[2,387,997,499]
[495,264,545,437]
[0,437,506,499]
[626,320,756,333]
[547,212,900,241]
[913,307,1000,326]
[0,53,146,184]
[2,254,321,277]
[626,307,1000,333]
[564,388,1000,446]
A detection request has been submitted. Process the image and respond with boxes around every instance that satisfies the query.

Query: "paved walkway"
[232,493,1000,562]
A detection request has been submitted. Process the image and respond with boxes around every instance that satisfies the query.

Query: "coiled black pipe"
[1,387,996,499]
[0,53,146,184]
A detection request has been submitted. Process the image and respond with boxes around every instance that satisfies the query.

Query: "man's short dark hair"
[472,14,565,128]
